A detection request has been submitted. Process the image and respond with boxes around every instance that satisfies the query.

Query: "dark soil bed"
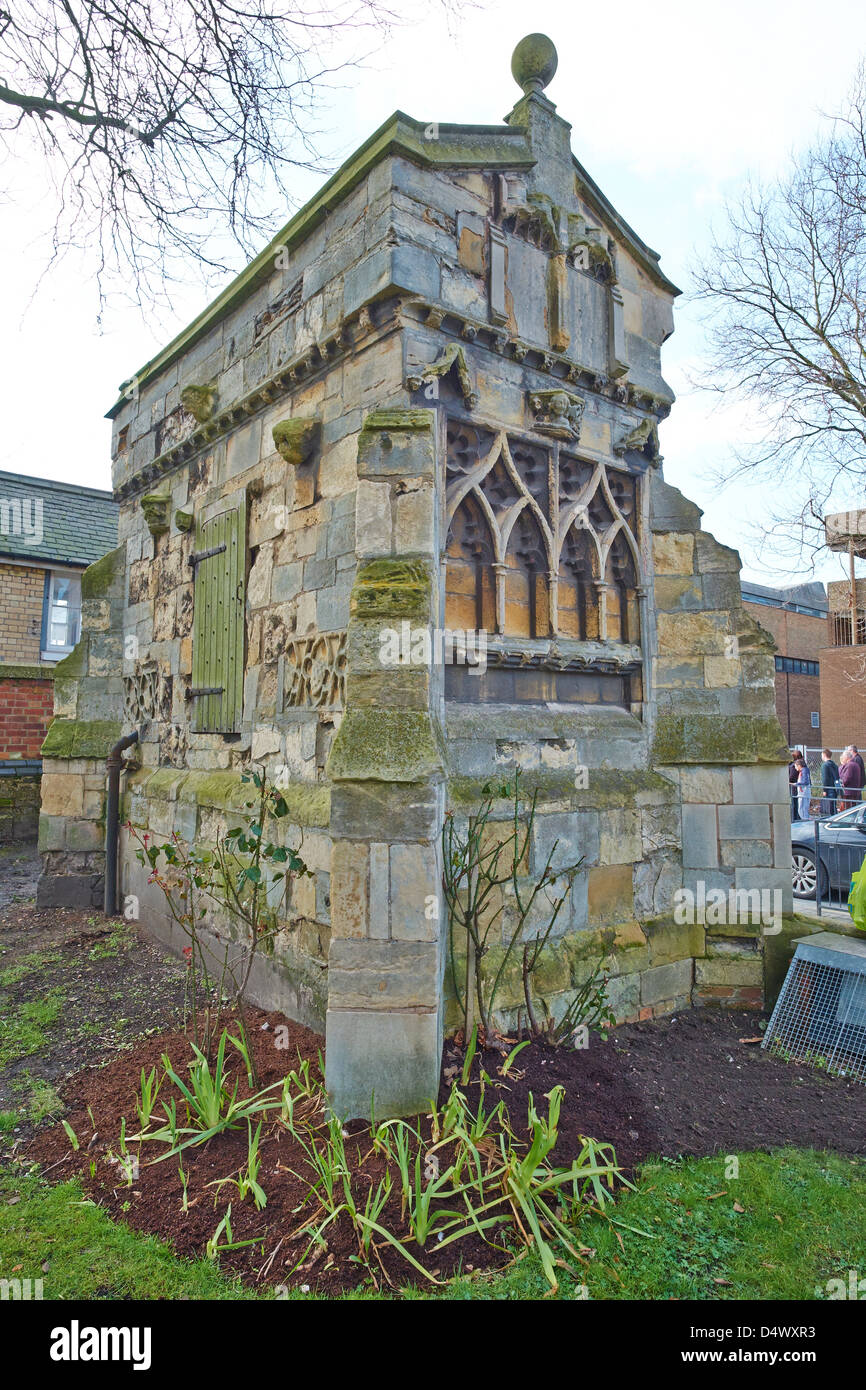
[23,1004,866,1296]
[0,903,185,1135]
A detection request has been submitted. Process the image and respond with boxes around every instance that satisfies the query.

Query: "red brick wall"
[743,601,825,745]
[819,646,866,749]
[0,677,55,758]
[773,671,822,747]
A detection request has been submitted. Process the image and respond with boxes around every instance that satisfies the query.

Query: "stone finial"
[511,33,558,95]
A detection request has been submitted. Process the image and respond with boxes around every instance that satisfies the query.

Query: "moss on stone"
[328,707,444,783]
[280,783,330,827]
[753,714,789,763]
[127,767,331,827]
[144,768,189,800]
[52,640,88,682]
[653,712,787,766]
[361,409,434,433]
[447,767,675,811]
[0,664,55,681]
[41,718,122,760]
[350,558,432,622]
[81,545,125,601]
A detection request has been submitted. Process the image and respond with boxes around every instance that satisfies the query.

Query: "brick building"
[820,510,866,750]
[819,576,866,749]
[741,581,827,747]
[0,471,118,838]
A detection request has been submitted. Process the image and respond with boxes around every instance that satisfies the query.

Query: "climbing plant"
[442,772,585,1043]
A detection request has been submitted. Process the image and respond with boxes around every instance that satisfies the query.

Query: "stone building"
[37,35,792,1117]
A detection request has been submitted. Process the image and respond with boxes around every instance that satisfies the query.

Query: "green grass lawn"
[3,1148,863,1301]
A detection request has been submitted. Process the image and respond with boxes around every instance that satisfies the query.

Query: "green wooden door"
[190,497,246,733]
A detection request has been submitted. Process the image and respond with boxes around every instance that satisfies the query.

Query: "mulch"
[20,1004,866,1296]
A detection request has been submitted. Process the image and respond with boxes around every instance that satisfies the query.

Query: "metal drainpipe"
[104,731,139,916]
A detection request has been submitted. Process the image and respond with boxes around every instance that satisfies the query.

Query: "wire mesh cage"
[763,933,866,1083]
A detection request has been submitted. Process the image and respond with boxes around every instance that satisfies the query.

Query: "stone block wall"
[324,410,447,1117]
[0,769,41,841]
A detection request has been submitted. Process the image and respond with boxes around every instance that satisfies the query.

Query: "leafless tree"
[0,0,449,306]
[692,66,866,560]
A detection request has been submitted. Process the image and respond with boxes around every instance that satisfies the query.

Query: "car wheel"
[791,849,828,899]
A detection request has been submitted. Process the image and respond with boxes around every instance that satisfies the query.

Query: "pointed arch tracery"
[445,421,642,650]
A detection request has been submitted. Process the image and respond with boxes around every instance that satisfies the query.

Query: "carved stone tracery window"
[444,419,643,704]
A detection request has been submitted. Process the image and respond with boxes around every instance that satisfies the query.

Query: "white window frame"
[41,568,83,661]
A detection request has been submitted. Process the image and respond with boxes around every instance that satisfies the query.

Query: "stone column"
[324,410,446,1119]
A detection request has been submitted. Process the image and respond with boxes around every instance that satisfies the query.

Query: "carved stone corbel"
[141,491,171,536]
[272,418,321,467]
[180,384,218,423]
[614,415,661,463]
[528,388,585,441]
[406,342,477,407]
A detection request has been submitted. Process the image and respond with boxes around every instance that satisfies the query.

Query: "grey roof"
[741,579,828,613]
[0,470,118,568]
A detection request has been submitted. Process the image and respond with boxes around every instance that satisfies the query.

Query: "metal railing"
[812,818,866,919]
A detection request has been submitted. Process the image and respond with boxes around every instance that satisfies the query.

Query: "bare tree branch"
[690,65,866,559]
[0,0,458,309]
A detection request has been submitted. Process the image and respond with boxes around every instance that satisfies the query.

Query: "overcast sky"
[1,0,863,589]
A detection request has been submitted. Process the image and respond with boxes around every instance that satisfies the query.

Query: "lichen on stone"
[41,718,122,760]
[349,557,432,622]
[328,707,444,783]
[81,545,125,601]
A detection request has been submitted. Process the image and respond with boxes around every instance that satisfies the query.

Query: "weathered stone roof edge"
[107,109,679,418]
[571,153,681,299]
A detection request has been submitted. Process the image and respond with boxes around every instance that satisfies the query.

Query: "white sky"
[0,0,863,588]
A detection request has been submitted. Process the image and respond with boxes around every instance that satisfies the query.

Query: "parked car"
[791,803,866,899]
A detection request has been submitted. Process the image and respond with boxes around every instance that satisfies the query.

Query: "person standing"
[850,745,865,790]
[840,753,861,810]
[794,756,812,821]
[788,753,800,822]
[821,749,840,816]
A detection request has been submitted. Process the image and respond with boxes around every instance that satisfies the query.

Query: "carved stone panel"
[281,631,347,709]
[123,665,173,724]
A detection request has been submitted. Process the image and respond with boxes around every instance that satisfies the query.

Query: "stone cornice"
[115,288,672,502]
[404,300,674,418]
[106,113,678,417]
[113,300,401,502]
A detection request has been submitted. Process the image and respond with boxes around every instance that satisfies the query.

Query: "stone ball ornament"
[511,33,558,95]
